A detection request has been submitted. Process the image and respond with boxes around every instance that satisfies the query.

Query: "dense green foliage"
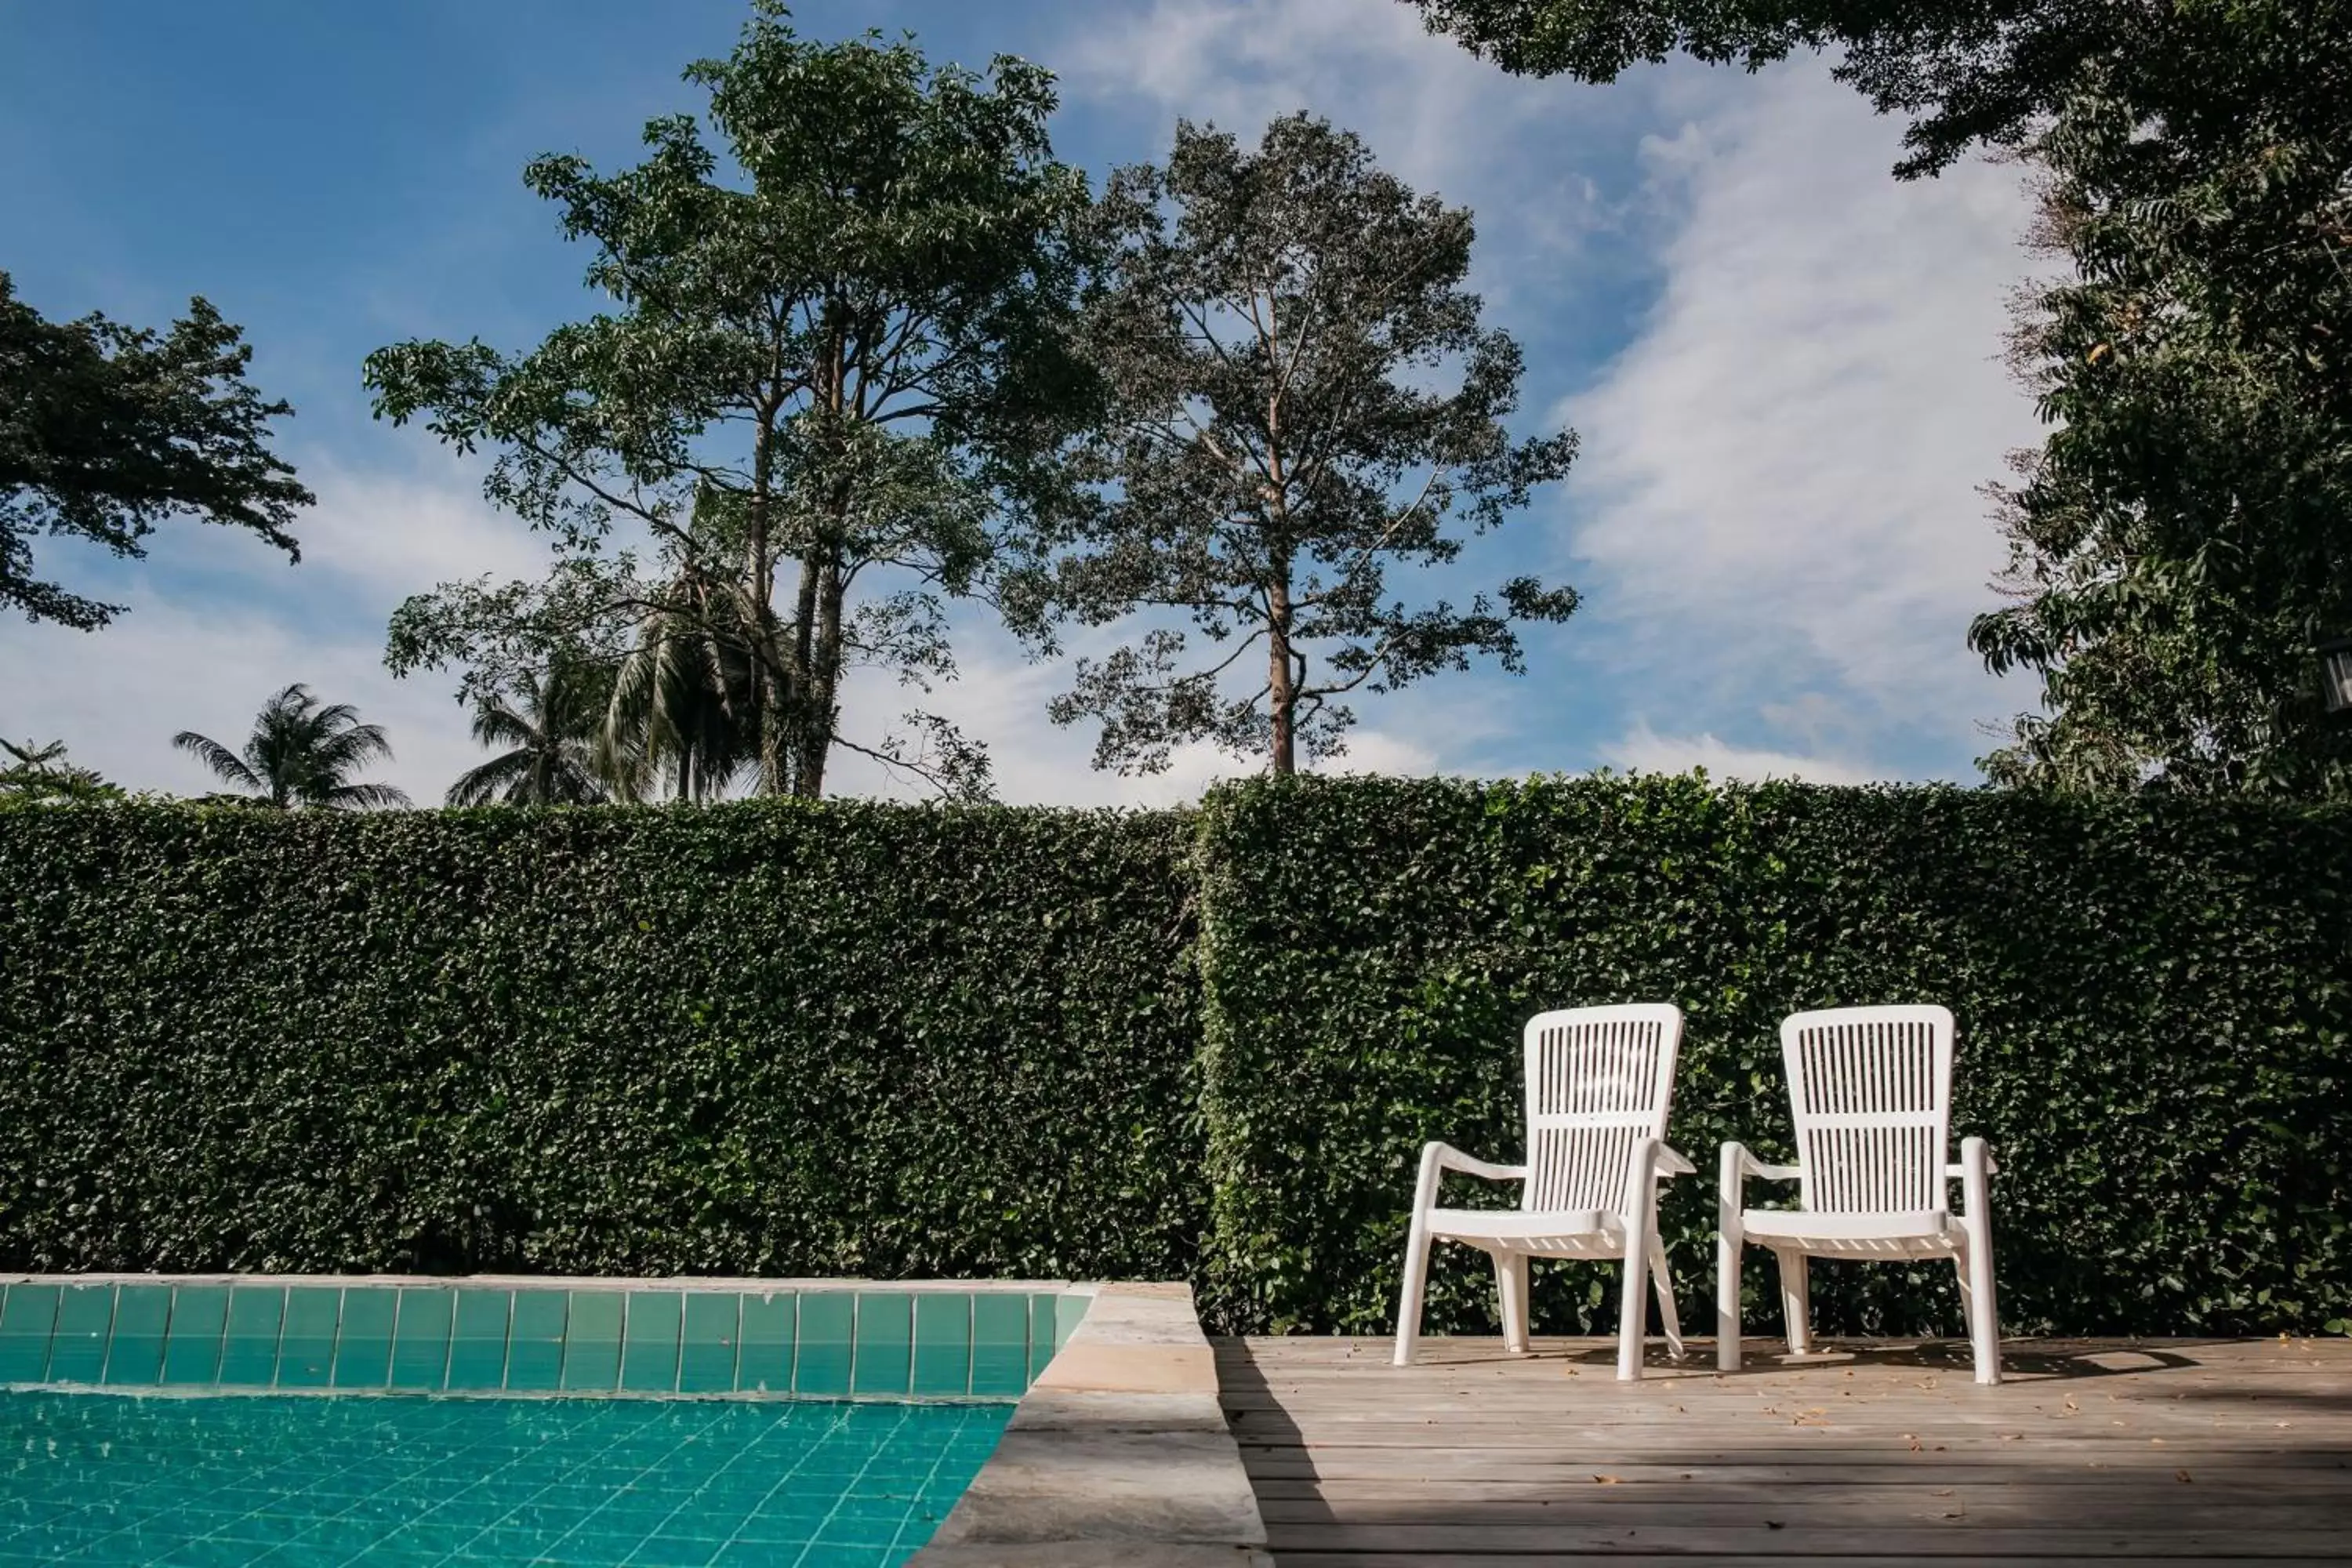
[1196,776,2352,1338]
[0,270,311,630]
[1970,24,2352,797]
[4,778,2348,1343]
[0,803,1202,1280]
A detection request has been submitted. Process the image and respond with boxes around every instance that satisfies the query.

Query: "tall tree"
[1968,37,2352,797]
[445,659,616,806]
[1,272,312,630]
[172,684,411,810]
[1011,114,1577,777]
[365,2,1093,803]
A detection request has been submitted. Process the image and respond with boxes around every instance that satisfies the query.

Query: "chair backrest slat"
[1780,1005,1953,1215]
[1523,1004,1682,1213]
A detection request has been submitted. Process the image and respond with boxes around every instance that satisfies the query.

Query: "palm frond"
[172,731,266,794]
[321,779,412,811]
[445,749,533,807]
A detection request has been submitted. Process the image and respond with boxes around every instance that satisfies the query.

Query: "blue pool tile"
[970,1292,1029,1397]
[388,1287,453,1391]
[0,1284,59,1383]
[276,1285,342,1388]
[561,1290,624,1392]
[852,1292,913,1397]
[159,1284,229,1385]
[912,1292,971,1397]
[1054,1290,1091,1350]
[677,1292,739,1395]
[1027,1293,1059,1383]
[445,1288,512,1392]
[793,1292,853,1397]
[506,1289,569,1392]
[217,1286,286,1387]
[102,1283,173,1386]
[735,1292,793,1393]
[332,1287,398,1389]
[45,1284,114,1384]
[619,1290,682,1393]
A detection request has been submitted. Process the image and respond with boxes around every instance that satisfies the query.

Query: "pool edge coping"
[910,1280,1273,1568]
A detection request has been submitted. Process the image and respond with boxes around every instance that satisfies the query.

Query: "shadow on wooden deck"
[1216,1334,2352,1565]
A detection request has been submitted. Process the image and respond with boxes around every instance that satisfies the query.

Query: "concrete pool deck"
[911,1281,1272,1567]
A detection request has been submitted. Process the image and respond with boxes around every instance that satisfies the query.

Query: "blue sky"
[0,0,2041,804]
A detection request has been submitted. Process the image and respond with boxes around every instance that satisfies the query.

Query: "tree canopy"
[0,738,121,806]
[1011,114,1577,776]
[1969,25,2352,797]
[1400,0,2180,178]
[0,272,310,630]
[365,2,1095,801]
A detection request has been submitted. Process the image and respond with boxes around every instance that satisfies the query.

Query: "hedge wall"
[5,777,2348,1343]
[0,803,1203,1282]
[1196,775,2352,1338]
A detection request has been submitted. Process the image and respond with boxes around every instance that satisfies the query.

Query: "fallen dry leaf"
[2176,1469,2194,1483]
[1593,1475,1621,1486]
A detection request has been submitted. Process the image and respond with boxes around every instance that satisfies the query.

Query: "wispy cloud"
[1599,720,1875,784]
[1558,62,2042,775]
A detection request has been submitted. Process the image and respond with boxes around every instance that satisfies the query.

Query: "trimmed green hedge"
[5,777,2348,1341]
[0,803,1203,1281]
[1196,775,2352,1337]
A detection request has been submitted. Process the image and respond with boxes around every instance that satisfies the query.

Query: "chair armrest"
[1655,1144,1697,1178]
[1424,1142,1528,1182]
[1723,1141,1802,1181]
[1947,1143,1999,1178]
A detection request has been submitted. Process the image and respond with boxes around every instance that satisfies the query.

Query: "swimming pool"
[0,1388,1008,1565]
[0,1278,1087,1567]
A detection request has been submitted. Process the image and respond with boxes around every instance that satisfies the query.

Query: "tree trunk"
[1268,568,1296,776]
[800,550,844,800]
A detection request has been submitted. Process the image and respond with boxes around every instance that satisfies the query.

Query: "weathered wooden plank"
[1223,1335,2352,1564]
[1262,1523,2352,1556]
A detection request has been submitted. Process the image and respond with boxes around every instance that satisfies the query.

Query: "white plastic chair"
[1717,1004,2002,1384]
[1394,1003,1695,1381]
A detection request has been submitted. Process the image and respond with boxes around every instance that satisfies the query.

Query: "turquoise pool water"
[0,1390,1010,1566]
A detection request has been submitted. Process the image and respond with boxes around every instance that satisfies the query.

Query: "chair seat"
[1740,1207,1954,1250]
[1426,1208,1621,1254]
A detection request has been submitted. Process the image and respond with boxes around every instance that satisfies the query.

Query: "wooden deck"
[1216,1335,2352,1564]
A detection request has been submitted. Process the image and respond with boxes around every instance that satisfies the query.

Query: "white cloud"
[1559,62,2042,770]
[1055,0,1708,303]
[1599,720,1875,784]
[0,454,535,803]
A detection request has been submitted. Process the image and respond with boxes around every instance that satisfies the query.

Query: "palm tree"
[446,661,612,806]
[601,561,775,802]
[172,684,412,809]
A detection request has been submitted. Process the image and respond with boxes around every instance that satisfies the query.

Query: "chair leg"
[1961,1136,2002,1385]
[1393,1214,1434,1367]
[1716,1144,1744,1373]
[1647,1233,1684,1359]
[1777,1251,1811,1356]
[1494,1251,1530,1354]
